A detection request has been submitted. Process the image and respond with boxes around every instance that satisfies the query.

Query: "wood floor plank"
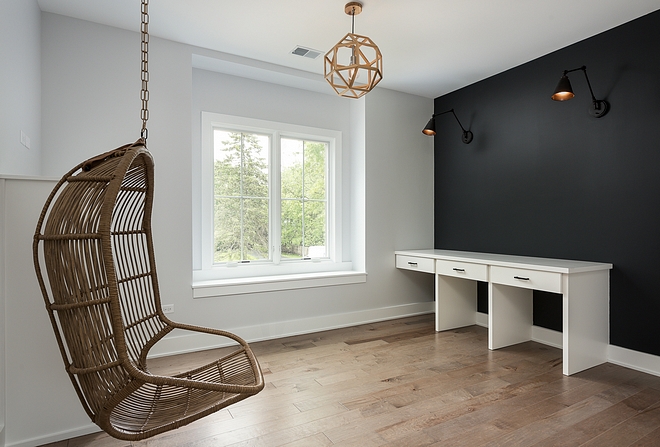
[336,363,564,444]
[529,387,660,447]
[279,432,333,447]
[628,425,660,446]
[580,401,660,447]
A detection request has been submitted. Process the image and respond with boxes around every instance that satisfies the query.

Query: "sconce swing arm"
[563,66,598,102]
[423,109,473,144]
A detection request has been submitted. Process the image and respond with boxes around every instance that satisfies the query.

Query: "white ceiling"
[36,0,660,99]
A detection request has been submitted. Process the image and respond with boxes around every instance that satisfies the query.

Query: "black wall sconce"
[422,109,473,143]
[551,65,609,118]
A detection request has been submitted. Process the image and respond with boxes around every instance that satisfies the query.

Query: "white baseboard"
[608,345,660,377]
[474,313,563,350]
[475,316,660,377]
[476,312,488,328]
[531,326,563,349]
[6,424,98,447]
[149,305,660,377]
[148,302,435,358]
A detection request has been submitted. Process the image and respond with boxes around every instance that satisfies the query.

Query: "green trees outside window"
[281,138,327,258]
[213,131,269,262]
[213,130,328,263]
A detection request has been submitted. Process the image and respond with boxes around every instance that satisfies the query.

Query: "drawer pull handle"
[514,276,530,281]
[453,268,466,273]
[408,262,418,266]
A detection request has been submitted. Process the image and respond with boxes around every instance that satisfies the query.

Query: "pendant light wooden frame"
[324,2,382,99]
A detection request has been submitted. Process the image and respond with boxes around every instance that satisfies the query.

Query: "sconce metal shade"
[422,117,436,136]
[422,109,473,144]
[551,75,575,101]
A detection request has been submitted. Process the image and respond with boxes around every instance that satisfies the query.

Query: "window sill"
[192,270,367,298]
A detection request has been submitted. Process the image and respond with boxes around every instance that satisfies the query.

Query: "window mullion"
[239,133,245,261]
[272,131,281,264]
[301,140,306,253]
[201,122,215,269]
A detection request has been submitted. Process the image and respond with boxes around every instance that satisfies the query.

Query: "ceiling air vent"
[291,46,322,59]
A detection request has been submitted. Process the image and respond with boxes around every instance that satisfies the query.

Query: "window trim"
[196,112,349,286]
[192,271,366,298]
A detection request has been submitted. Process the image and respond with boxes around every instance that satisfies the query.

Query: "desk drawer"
[436,259,488,281]
[490,266,562,293]
[396,255,434,274]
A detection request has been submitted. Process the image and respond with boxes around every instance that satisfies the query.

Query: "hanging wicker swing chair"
[32,1,264,441]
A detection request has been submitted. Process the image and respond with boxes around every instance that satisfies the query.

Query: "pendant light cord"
[140,0,150,142]
[350,6,356,64]
[351,6,356,34]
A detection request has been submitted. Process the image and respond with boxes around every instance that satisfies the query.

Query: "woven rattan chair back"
[33,141,264,440]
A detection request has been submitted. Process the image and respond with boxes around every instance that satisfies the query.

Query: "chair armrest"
[130,321,264,394]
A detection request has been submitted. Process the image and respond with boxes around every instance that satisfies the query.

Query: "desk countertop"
[395,249,612,274]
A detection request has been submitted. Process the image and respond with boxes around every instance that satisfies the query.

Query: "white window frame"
[193,112,359,295]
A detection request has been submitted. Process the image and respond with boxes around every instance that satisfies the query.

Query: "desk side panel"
[489,283,533,350]
[435,275,477,331]
[563,270,610,375]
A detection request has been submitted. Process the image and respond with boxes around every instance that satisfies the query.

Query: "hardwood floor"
[41,315,660,446]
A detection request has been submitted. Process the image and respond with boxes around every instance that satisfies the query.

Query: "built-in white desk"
[395,249,612,376]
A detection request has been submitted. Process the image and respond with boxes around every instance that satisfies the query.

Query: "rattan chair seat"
[33,140,264,440]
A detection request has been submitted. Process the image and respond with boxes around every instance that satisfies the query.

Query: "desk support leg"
[563,270,610,375]
[489,283,533,350]
[435,275,477,332]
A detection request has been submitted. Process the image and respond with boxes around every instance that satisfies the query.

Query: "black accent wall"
[433,10,660,356]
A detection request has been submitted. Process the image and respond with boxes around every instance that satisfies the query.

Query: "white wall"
[40,13,142,174]
[0,1,42,443]
[3,178,95,447]
[0,179,6,447]
[364,88,436,296]
[0,0,41,176]
[1,12,434,446]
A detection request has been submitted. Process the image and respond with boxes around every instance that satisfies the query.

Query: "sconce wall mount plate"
[588,99,609,118]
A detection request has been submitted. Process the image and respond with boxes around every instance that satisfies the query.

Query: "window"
[213,131,329,263]
[195,113,354,288]
[279,137,328,260]
[213,129,271,263]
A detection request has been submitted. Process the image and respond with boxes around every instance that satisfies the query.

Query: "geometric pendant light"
[324,2,383,99]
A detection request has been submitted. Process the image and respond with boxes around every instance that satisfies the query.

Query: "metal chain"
[140,0,150,141]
